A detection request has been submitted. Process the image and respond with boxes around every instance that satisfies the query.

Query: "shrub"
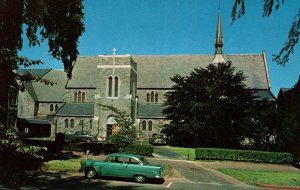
[64,142,117,155]
[122,144,154,156]
[195,148,293,164]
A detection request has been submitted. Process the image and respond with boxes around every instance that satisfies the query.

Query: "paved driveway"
[0,148,269,190]
[151,146,266,189]
[153,146,187,160]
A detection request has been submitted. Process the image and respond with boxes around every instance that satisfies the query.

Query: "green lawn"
[218,168,300,187]
[166,146,195,160]
[41,159,82,173]
[41,158,174,177]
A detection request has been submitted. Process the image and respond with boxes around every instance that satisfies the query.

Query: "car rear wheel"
[134,175,146,183]
[85,168,97,179]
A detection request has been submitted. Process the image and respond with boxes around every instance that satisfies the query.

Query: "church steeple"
[215,10,223,54]
[213,10,226,63]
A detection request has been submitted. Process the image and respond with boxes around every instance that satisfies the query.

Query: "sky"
[20,0,300,96]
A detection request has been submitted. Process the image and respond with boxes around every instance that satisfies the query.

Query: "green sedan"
[81,153,164,183]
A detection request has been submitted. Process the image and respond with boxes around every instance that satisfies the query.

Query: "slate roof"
[66,56,99,88]
[137,103,165,118]
[23,82,38,101]
[19,69,67,102]
[133,53,270,89]
[55,103,94,117]
[279,88,291,94]
[252,89,276,100]
[32,70,67,102]
[18,117,50,125]
[18,69,51,80]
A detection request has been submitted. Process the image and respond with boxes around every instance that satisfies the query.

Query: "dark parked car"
[149,133,166,145]
[81,153,164,183]
[65,131,96,142]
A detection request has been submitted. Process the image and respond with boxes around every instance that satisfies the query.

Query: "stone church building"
[17,12,275,139]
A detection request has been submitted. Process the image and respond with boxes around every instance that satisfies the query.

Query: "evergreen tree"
[163,62,255,148]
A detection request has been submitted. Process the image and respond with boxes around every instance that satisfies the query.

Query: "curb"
[256,184,300,190]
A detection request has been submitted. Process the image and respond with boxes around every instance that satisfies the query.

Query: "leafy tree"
[99,104,136,152]
[0,123,46,187]
[244,101,289,151]
[231,0,300,66]
[0,0,85,127]
[163,62,255,148]
[0,1,84,184]
[276,76,300,157]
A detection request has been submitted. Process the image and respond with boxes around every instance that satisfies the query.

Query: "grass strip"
[41,159,82,173]
[218,168,300,187]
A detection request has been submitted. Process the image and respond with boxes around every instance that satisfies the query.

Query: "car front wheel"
[134,175,146,183]
[85,168,97,179]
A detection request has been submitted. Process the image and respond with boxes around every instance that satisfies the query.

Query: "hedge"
[121,144,154,156]
[65,142,153,156]
[195,148,293,164]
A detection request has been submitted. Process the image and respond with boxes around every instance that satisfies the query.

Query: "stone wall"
[64,89,96,103]
[18,91,35,118]
[55,116,94,135]
[38,102,64,116]
[137,89,170,104]
[137,118,169,139]
[94,55,137,138]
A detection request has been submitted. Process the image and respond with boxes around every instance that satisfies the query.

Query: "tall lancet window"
[155,93,158,102]
[78,91,82,102]
[108,76,113,97]
[114,76,119,97]
[82,92,86,102]
[74,92,77,102]
[151,92,154,102]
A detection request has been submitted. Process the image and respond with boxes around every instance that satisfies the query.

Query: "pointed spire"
[213,9,226,64]
[215,10,223,54]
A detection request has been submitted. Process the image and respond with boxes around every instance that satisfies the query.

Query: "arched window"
[147,93,150,102]
[50,104,54,112]
[79,120,84,130]
[90,119,93,129]
[78,91,82,102]
[114,76,119,97]
[108,76,113,97]
[70,119,74,128]
[151,92,154,102]
[148,121,152,131]
[142,120,147,131]
[82,92,85,102]
[155,93,158,102]
[74,92,77,102]
[64,119,69,128]
[55,104,59,111]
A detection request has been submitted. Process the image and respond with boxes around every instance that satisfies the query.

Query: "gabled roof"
[278,88,292,99]
[66,56,99,88]
[253,89,276,100]
[18,117,50,125]
[133,53,270,90]
[32,70,67,102]
[55,103,94,117]
[18,69,51,80]
[23,81,38,101]
[20,69,67,102]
